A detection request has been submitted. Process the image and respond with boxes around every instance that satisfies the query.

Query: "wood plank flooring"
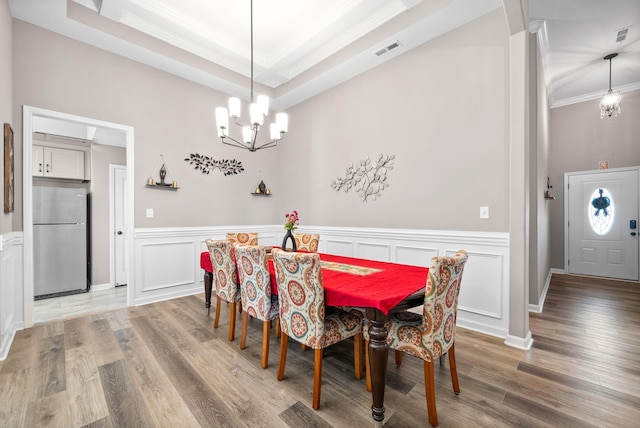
[33,287,127,324]
[1,273,639,427]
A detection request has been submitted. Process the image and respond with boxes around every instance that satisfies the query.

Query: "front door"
[566,168,639,281]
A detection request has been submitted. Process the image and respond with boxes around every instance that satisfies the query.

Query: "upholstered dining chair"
[293,233,320,252]
[206,239,241,341]
[272,249,363,410]
[234,244,280,368]
[226,232,259,246]
[364,250,468,427]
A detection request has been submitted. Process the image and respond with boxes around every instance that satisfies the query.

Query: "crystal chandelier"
[215,0,288,151]
[599,53,622,119]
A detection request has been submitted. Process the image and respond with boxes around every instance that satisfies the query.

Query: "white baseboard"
[529,269,551,313]
[529,268,564,313]
[504,331,533,350]
[90,283,112,291]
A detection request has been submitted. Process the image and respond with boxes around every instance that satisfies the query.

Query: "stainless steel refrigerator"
[33,186,88,299]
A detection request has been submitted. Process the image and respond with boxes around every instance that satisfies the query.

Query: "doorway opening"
[23,106,135,327]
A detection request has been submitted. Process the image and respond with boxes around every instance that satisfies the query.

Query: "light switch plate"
[480,206,489,219]
[146,208,154,218]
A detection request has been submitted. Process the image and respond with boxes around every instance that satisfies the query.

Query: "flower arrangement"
[284,210,299,231]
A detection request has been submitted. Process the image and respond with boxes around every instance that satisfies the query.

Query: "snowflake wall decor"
[184,154,244,176]
[331,154,395,202]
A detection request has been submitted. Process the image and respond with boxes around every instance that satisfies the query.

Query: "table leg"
[204,271,213,316]
[367,309,388,426]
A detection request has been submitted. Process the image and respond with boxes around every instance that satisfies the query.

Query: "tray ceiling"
[8,0,640,111]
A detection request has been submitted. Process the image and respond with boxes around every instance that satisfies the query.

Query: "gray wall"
[278,9,510,231]
[528,32,552,307]
[12,19,281,230]
[13,9,510,233]
[90,144,126,285]
[548,89,640,269]
[0,0,12,234]
[7,6,554,335]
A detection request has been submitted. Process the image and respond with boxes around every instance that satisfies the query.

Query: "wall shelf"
[147,155,179,190]
[252,179,271,196]
[147,184,178,190]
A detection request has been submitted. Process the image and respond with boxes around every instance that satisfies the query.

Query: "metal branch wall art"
[184,154,244,176]
[331,154,395,202]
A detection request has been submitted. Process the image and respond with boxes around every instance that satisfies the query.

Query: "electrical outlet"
[480,206,489,219]
[146,208,154,218]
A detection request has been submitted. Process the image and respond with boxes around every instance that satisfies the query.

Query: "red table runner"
[200,251,427,315]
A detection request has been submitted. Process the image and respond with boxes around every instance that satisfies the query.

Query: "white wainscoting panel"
[0,233,24,361]
[134,226,510,338]
[139,241,195,291]
[134,226,277,306]
[304,227,511,338]
[457,250,504,318]
[325,239,354,257]
[395,245,439,267]
[357,242,390,261]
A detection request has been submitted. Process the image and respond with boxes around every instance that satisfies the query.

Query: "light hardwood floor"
[33,287,127,324]
[1,274,639,427]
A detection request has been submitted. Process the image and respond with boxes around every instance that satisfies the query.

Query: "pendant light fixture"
[215,0,288,151]
[599,53,622,119]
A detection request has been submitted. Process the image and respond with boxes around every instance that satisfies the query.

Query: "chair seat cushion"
[338,306,367,320]
[364,311,441,362]
[243,294,279,321]
[309,307,362,349]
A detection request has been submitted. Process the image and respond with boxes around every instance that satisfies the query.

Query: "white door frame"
[564,166,640,279]
[110,164,127,287]
[22,106,135,328]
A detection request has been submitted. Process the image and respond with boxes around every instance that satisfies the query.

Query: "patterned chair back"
[206,239,240,302]
[272,249,326,346]
[234,245,276,321]
[294,233,320,252]
[422,250,468,358]
[226,232,259,246]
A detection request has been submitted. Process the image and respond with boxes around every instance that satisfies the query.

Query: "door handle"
[38,162,42,172]
[117,231,123,235]
[46,163,50,173]
[631,232,637,236]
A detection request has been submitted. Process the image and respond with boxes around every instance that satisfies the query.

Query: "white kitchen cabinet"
[33,145,86,180]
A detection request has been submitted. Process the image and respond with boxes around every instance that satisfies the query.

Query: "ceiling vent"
[616,27,629,43]
[375,41,401,57]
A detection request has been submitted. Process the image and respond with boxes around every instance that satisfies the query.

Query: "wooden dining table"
[200,250,428,426]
